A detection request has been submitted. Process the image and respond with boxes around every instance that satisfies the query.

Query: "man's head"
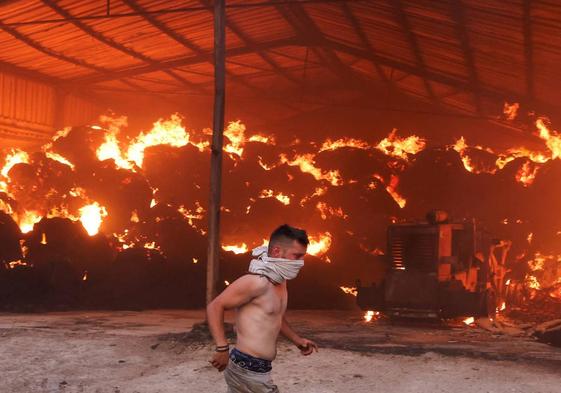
[268,224,309,260]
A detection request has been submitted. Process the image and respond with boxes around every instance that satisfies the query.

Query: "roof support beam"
[523,0,534,104]
[0,19,156,98]
[73,37,299,85]
[340,3,390,84]
[198,0,301,86]
[41,0,206,94]
[449,0,482,114]
[324,37,547,110]
[0,21,107,73]
[389,0,436,101]
[121,0,275,98]
[273,1,376,91]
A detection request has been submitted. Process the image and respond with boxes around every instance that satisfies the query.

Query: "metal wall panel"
[0,71,102,147]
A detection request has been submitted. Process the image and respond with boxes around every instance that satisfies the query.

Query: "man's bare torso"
[234,275,287,361]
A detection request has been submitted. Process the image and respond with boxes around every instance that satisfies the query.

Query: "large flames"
[1,106,560,312]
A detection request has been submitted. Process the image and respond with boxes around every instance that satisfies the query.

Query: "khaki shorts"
[224,359,279,393]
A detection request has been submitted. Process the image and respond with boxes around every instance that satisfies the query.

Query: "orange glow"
[178,203,205,227]
[258,189,291,205]
[452,137,478,173]
[0,199,13,214]
[280,153,343,186]
[319,138,369,152]
[96,129,131,169]
[503,102,519,121]
[536,117,561,160]
[224,121,246,158]
[2,149,29,177]
[127,114,190,167]
[386,175,406,208]
[82,271,88,281]
[340,286,358,296]
[307,232,332,257]
[222,243,249,254]
[17,210,42,234]
[192,258,199,264]
[249,134,274,144]
[79,202,108,236]
[515,161,539,187]
[316,202,347,220]
[40,233,47,245]
[376,129,426,160]
[463,317,475,325]
[44,151,74,169]
[363,310,380,322]
[7,260,30,269]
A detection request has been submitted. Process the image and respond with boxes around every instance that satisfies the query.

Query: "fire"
[79,202,108,236]
[249,134,273,144]
[222,243,249,254]
[82,271,88,281]
[130,210,140,223]
[340,286,358,296]
[376,129,426,160]
[7,260,30,269]
[17,210,42,234]
[40,233,47,245]
[385,175,406,208]
[319,138,369,152]
[280,153,343,186]
[452,137,478,173]
[192,258,198,264]
[44,151,74,169]
[372,174,406,208]
[536,117,561,160]
[463,317,475,325]
[223,121,249,158]
[127,114,190,167]
[316,202,347,220]
[503,102,520,121]
[307,232,332,257]
[96,127,131,169]
[363,310,380,322]
[515,161,539,187]
[258,189,291,205]
[1,149,29,177]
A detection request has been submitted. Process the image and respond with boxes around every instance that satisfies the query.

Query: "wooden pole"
[206,0,226,305]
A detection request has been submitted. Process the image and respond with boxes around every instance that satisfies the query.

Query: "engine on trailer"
[356,210,511,318]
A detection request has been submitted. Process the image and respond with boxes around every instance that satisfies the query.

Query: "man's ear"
[269,245,281,258]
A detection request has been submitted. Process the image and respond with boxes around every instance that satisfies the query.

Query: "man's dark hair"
[269,224,309,248]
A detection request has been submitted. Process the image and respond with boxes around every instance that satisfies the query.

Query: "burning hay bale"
[0,111,560,314]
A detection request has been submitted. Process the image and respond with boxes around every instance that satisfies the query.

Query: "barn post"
[206,0,226,305]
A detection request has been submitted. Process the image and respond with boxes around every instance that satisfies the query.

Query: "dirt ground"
[0,310,559,393]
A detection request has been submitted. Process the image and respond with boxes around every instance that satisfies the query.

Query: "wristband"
[215,345,229,352]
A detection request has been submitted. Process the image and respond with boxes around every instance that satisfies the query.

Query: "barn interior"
[0,1,560,391]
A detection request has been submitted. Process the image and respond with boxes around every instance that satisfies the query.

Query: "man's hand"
[296,338,318,356]
[209,351,229,372]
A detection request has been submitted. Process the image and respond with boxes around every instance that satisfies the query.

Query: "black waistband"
[230,348,272,373]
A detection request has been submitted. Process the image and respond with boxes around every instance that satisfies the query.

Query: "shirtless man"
[207,224,318,392]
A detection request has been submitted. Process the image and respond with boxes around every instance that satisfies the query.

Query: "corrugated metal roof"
[0,0,560,120]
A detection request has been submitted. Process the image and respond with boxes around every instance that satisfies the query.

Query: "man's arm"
[280,315,318,356]
[206,275,267,371]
